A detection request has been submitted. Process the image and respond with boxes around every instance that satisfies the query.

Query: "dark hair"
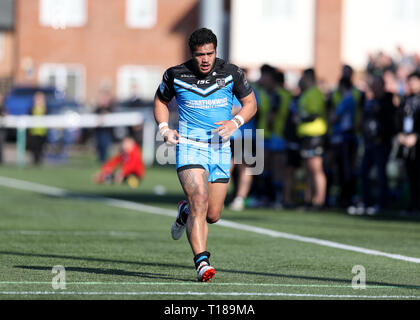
[188,28,217,54]
[369,75,385,88]
[342,65,353,79]
[338,76,352,91]
[275,70,285,86]
[303,68,316,82]
[369,75,385,98]
[408,70,420,80]
[260,64,275,74]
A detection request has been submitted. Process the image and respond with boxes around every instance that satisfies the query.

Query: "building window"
[117,65,162,102]
[38,63,85,101]
[260,0,293,20]
[39,0,87,29]
[126,0,157,29]
[393,0,420,22]
[231,0,315,68]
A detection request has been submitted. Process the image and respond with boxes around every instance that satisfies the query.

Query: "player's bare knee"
[206,209,221,224]
[206,216,220,224]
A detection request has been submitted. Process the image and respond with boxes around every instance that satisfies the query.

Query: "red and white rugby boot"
[197,262,216,282]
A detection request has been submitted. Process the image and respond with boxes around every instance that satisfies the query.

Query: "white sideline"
[0,230,144,237]
[0,291,418,299]
[1,176,420,264]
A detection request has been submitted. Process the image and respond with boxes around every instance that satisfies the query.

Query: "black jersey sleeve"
[231,65,253,100]
[156,68,176,103]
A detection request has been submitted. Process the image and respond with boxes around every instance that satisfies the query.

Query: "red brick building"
[0,0,14,93]
[1,0,348,103]
[3,0,418,102]
[11,0,200,104]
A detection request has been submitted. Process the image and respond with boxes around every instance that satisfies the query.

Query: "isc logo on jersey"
[197,79,210,85]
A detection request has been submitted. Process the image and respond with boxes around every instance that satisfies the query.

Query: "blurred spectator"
[94,136,145,188]
[395,71,420,215]
[394,46,418,73]
[123,83,147,108]
[325,65,364,208]
[123,83,148,146]
[296,68,328,209]
[28,91,48,165]
[367,51,396,77]
[356,76,396,215]
[95,88,116,163]
[367,47,420,98]
[330,65,365,132]
[251,64,280,206]
[267,70,293,208]
[46,128,79,163]
[229,91,256,211]
[0,93,6,164]
[326,77,358,208]
[283,89,302,208]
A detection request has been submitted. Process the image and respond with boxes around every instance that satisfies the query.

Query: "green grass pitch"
[0,158,419,300]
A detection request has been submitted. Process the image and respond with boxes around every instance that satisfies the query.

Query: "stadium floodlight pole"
[199,0,226,60]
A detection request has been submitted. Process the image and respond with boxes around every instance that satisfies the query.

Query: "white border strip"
[0,291,418,299]
[0,281,416,289]
[0,230,144,237]
[1,176,420,264]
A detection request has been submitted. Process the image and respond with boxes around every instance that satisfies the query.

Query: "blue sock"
[194,251,210,269]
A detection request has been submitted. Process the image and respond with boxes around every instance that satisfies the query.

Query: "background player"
[94,136,145,188]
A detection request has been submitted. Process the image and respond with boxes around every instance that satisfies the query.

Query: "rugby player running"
[154,28,257,282]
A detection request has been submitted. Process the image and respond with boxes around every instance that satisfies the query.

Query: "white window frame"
[393,0,420,22]
[126,0,157,29]
[38,63,86,101]
[342,0,420,69]
[260,0,294,21]
[39,0,87,29]
[117,65,162,102]
[231,0,315,68]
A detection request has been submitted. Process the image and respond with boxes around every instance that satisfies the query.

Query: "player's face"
[192,43,216,75]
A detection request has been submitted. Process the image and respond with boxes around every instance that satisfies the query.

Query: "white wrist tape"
[232,115,245,128]
[158,122,168,130]
[234,115,245,125]
[158,122,170,137]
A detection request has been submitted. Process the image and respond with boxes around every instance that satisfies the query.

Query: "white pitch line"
[0,281,416,289]
[0,291,419,299]
[1,176,420,264]
[0,230,143,237]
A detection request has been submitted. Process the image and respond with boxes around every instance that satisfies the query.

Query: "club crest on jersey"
[216,78,225,88]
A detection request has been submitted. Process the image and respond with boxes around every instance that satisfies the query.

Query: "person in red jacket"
[94,136,145,187]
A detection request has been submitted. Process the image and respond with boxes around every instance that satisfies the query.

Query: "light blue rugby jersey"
[156,58,252,142]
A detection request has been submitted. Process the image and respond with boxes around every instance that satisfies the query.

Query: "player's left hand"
[213,120,238,141]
